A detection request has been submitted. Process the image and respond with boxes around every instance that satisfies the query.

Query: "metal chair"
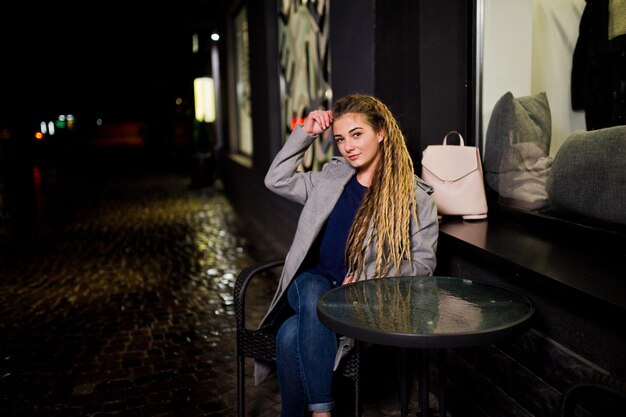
[559,381,626,417]
[234,259,361,417]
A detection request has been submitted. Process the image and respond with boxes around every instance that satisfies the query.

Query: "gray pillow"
[484,91,552,209]
[546,126,626,225]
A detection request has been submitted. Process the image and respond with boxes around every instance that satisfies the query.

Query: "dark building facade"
[223,0,471,252]
[218,1,626,416]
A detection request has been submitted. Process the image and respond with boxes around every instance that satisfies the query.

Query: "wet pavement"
[0,148,421,417]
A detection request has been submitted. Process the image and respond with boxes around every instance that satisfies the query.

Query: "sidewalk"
[0,154,421,417]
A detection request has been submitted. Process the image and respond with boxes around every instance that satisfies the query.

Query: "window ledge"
[438,204,626,312]
[229,153,253,168]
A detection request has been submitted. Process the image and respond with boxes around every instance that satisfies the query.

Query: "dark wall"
[373,0,422,163]
[335,0,471,167]
[247,0,282,174]
[373,0,470,167]
[418,1,470,147]
[329,0,375,98]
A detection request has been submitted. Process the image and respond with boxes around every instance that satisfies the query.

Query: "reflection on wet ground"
[0,149,416,417]
[0,149,268,416]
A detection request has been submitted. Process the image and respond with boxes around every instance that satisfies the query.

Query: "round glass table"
[317,276,535,417]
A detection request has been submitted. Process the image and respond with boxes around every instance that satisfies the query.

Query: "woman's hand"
[343,275,356,285]
[303,109,333,136]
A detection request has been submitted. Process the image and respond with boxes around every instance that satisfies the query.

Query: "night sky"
[0,2,225,130]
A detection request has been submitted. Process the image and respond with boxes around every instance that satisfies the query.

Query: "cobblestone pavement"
[0,151,421,417]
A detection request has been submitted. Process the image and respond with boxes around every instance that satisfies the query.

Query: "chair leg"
[353,343,361,417]
[237,354,245,417]
[354,377,360,417]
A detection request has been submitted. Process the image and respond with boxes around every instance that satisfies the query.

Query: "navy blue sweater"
[307,175,368,286]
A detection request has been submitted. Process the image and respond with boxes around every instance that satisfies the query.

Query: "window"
[230,5,253,158]
[278,0,333,172]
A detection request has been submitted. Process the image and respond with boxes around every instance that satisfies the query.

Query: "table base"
[398,348,447,417]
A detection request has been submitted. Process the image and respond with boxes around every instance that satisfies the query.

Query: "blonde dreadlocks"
[333,94,419,280]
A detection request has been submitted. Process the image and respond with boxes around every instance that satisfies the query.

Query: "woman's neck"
[356,170,374,188]
[356,158,379,187]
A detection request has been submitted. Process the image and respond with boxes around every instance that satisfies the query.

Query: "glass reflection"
[322,276,532,336]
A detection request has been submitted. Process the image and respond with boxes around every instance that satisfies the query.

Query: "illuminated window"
[194,77,216,123]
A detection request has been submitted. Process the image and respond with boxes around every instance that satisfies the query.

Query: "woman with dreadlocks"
[258,94,439,417]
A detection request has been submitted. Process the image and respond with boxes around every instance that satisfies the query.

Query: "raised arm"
[264,110,333,204]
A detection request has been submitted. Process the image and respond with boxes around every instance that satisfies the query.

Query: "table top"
[317,276,535,349]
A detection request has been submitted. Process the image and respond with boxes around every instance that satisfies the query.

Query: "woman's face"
[332,112,384,173]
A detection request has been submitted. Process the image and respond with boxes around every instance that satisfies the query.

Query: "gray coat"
[255,125,439,383]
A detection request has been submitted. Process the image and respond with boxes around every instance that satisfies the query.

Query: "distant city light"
[211,33,220,41]
[40,121,47,134]
[54,114,67,129]
[48,121,55,135]
[35,131,44,140]
[194,77,216,123]
[192,33,199,53]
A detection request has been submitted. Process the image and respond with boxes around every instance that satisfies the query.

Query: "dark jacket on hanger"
[571,0,626,130]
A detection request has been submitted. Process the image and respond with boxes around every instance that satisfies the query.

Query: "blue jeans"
[276,272,337,416]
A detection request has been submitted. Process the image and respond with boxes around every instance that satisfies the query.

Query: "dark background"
[0,2,229,130]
